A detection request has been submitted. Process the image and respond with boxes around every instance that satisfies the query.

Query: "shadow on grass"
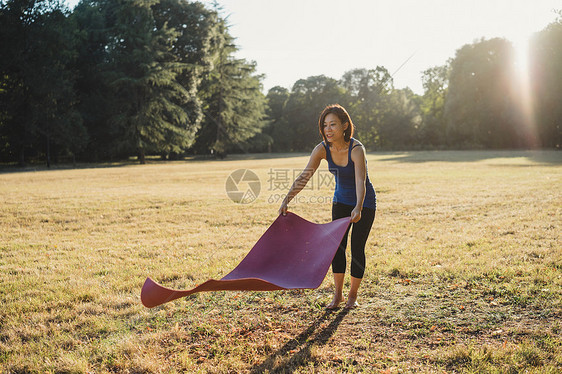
[0,152,311,174]
[250,308,350,373]
[0,160,140,174]
[3,150,559,174]
[375,150,561,165]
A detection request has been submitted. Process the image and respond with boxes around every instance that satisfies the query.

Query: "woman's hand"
[350,206,362,223]
[278,200,289,216]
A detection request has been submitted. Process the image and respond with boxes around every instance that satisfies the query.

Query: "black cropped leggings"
[331,202,376,279]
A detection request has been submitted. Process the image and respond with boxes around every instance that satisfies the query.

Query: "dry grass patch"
[0,150,560,373]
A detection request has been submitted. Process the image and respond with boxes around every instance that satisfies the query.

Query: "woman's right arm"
[278,143,326,215]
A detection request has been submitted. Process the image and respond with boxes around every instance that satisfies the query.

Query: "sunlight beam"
[511,34,540,148]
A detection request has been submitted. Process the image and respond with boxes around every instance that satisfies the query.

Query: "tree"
[265,86,289,126]
[0,0,86,166]
[381,88,422,149]
[339,67,393,149]
[72,0,116,161]
[101,0,202,164]
[152,0,220,159]
[529,11,562,148]
[445,38,520,148]
[271,75,345,152]
[420,63,450,147]
[194,17,266,157]
[261,86,289,152]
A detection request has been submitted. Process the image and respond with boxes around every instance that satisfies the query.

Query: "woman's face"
[323,113,348,143]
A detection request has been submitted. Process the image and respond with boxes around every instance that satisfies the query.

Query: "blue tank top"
[323,138,377,210]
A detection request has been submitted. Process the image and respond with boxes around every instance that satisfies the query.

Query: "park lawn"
[0,150,560,373]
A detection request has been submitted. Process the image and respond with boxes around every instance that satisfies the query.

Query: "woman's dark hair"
[318,104,355,145]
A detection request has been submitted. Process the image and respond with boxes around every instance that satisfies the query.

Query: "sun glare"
[512,36,531,76]
[511,34,539,148]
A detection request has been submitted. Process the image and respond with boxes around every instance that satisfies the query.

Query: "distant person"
[278,104,376,309]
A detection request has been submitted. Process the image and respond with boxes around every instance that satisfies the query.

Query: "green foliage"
[262,12,561,152]
[382,87,422,149]
[445,37,522,148]
[72,0,117,161]
[340,67,394,149]
[101,0,197,164]
[259,86,287,152]
[0,0,265,164]
[0,0,86,165]
[265,69,424,152]
[194,15,267,156]
[529,13,562,148]
[1,3,561,165]
[420,64,450,146]
[267,75,346,152]
[152,0,221,158]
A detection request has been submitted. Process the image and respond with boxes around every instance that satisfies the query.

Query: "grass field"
[1,150,561,373]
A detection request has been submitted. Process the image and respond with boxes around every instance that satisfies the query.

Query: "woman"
[278,104,376,309]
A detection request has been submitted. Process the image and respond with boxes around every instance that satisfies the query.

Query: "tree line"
[1,1,560,166]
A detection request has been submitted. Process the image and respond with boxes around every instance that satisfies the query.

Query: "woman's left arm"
[350,144,367,223]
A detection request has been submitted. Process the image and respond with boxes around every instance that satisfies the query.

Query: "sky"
[67,0,561,94]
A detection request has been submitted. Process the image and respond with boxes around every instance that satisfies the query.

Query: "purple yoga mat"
[141,212,351,308]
